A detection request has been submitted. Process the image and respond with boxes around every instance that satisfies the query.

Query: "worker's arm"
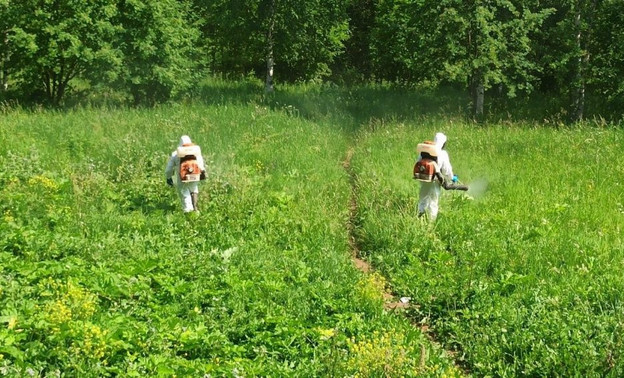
[165,152,177,179]
[437,151,454,183]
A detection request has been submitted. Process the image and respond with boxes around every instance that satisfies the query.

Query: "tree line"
[1,0,622,121]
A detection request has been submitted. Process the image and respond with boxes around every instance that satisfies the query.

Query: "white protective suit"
[165,135,206,212]
[417,132,454,220]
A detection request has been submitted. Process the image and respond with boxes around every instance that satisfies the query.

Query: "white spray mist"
[466,177,489,199]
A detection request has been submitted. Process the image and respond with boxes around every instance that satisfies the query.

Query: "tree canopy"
[0,0,622,121]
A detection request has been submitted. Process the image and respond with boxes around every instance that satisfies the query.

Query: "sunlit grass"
[5,81,621,375]
[0,101,458,376]
[352,119,624,376]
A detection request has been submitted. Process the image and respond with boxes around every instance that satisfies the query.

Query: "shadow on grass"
[271,85,470,128]
[194,77,471,131]
[194,80,559,130]
[195,79,624,127]
[126,192,179,214]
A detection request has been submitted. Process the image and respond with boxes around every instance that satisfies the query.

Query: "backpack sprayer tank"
[414,141,469,191]
[177,145,202,182]
[177,145,201,158]
[414,141,440,182]
[416,141,439,157]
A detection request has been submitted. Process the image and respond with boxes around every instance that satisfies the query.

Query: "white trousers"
[176,181,199,212]
[418,182,442,220]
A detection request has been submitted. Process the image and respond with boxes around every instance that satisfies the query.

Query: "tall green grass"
[0,102,458,376]
[4,81,622,376]
[352,120,624,376]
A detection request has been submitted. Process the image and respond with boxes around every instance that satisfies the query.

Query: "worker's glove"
[166,178,173,186]
[200,170,206,180]
[452,175,459,183]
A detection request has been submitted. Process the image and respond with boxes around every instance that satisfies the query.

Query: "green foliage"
[115,0,200,105]
[532,0,624,121]
[2,0,199,106]
[8,0,121,105]
[195,0,350,82]
[338,0,377,81]
[0,0,623,121]
[587,0,624,117]
[371,0,553,115]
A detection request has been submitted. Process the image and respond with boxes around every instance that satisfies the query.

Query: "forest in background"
[1,0,623,123]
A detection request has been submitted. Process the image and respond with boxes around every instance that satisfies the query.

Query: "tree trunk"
[572,0,599,123]
[1,30,8,92]
[572,6,585,122]
[264,0,275,93]
[56,80,67,105]
[43,71,53,102]
[265,38,274,93]
[471,72,484,121]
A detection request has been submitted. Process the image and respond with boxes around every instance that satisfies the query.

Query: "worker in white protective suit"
[417,132,455,220]
[165,135,206,213]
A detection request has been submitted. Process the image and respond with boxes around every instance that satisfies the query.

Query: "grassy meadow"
[1,83,623,376]
[352,121,624,376]
[0,94,459,376]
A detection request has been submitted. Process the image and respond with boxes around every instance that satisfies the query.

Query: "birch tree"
[570,0,600,121]
[534,0,612,122]
[263,0,275,92]
[0,0,11,93]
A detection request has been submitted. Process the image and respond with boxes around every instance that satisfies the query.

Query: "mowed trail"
[342,145,469,374]
[342,147,409,309]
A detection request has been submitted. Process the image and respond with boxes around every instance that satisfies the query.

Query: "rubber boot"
[191,192,199,212]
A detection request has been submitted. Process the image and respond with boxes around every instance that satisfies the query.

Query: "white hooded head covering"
[434,132,447,148]
[179,135,192,146]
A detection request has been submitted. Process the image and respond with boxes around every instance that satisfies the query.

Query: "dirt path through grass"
[343,147,407,310]
[343,145,469,374]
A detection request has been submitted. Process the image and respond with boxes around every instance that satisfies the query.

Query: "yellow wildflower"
[316,327,336,341]
[28,175,59,191]
[46,301,73,326]
[347,330,418,376]
[3,210,14,223]
[7,316,17,330]
[356,272,387,303]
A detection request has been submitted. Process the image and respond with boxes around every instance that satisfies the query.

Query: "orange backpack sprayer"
[413,141,469,191]
[177,144,202,182]
[413,141,440,182]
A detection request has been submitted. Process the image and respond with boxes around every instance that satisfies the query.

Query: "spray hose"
[442,182,469,191]
[436,172,469,191]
